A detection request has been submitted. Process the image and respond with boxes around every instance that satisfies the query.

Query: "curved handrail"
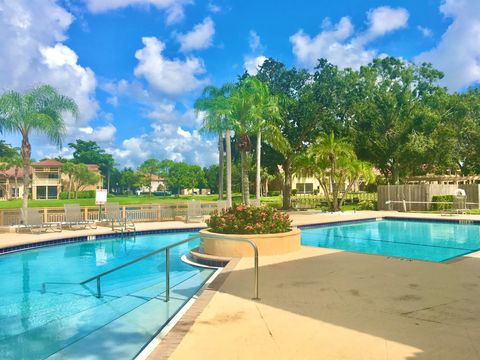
[79,233,259,300]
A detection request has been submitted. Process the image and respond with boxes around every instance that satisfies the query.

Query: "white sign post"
[96,189,108,220]
[96,189,108,205]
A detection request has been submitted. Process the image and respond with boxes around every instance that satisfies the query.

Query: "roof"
[31,159,63,167]
[149,174,164,181]
[87,164,100,171]
[0,166,24,178]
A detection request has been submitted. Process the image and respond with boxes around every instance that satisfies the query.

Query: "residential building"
[0,166,25,200]
[139,174,166,193]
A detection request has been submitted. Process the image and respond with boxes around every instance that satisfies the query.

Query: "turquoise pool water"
[301,219,480,262]
[0,232,215,359]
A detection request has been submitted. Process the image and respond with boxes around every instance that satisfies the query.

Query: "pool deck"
[2,211,480,359]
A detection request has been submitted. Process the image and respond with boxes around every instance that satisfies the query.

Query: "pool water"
[301,219,480,262]
[0,232,215,359]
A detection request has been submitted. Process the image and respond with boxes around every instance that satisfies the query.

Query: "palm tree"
[61,161,77,200]
[298,133,364,211]
[0,85,78,218]
[249,79,288,200]
[195,84,234,207]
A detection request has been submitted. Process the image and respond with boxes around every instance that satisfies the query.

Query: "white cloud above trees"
[415,0,480,90]
[289,6,409,69]
[175,17,215,52]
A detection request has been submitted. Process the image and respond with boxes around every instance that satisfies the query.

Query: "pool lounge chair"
[186,200,204,223]
[19,209,62,234]
[103,202,136,232]
[250,199,261,207]
[64,204,97,230]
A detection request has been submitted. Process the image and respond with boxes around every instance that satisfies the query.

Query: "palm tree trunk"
[14,172,18,199]
[21,133,31,222]
[282,159,292,210]
[68,175,72,200]
[218,132,224,200]
[255,130,261,200]
[240,150,250,205]
[225,129,232,208]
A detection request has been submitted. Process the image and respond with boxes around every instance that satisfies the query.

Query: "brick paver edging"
[147,258,240,360]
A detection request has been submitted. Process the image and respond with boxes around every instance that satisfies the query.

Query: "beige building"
[292,175,361,195]
[139,174,166,193]
[31,160,103,200]
[0,166,25,200]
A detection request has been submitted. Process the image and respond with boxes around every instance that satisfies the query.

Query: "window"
[296,183,314,194]
[36,186,57,199]
[48,173,59,179]
[10,188,18,198]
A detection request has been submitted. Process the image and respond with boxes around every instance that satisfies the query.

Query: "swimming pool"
[0,231,215,359]
[301,218,480,262]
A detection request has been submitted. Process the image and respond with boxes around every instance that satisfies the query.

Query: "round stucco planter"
[199,228,301,257]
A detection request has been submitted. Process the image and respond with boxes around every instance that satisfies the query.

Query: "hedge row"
[431,195,454,211]
[59,190,96,199]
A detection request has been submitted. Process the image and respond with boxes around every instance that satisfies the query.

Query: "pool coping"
[0,226,207,255]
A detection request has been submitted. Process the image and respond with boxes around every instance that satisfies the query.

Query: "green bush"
[59,190,96,200]
[357,200,377,210]
[207,204,292,234]
[431,195,454,211]
[291,189,298,196]
[268,190,281,197]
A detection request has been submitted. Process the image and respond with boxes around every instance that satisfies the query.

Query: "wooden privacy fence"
[0,202,219,226]
[377,184,480,211]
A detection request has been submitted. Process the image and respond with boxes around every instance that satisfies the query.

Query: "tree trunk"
[240,150,250,205]
[282,160,292,210]
[218,132,224,200]
[68,175,72,200]
[21,133,31,222]
[14,173,18,199]
[225,129,232,208]
[107,167,111,193]
[255,129,261,200]
[265,178,269,196]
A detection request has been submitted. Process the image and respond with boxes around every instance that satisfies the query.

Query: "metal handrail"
[79,233,260,300]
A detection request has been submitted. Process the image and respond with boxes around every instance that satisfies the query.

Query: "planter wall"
[199,228,301,257]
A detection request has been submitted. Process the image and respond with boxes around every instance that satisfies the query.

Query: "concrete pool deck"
[2,210,480,359]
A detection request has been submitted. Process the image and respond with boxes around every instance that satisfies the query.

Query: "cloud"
[134,37,208,96]
[249,30,261,51]
[175,17,215,52]
[84,0,191,24]
[78,124,117,143]
[207,2,221,13]
[415,0,480,90]
[0,0,99,158]
[417,26,433,38]
[110,123,218,168]
[244,56,267,75]
[290,6,409,69]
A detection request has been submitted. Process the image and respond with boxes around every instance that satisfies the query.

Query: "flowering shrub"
[207,204,292,234]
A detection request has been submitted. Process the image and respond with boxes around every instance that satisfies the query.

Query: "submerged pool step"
[48,268,214,360]
[0,269,208,360]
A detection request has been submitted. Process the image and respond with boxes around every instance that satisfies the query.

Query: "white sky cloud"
[415,0,480,91]
[176,17,215,52]
[417,25,433,38]
[249,30,261,51]
[84,0,191,24]
[244,55,267,75]
[290,6,409,69]
[0,0,102,159]
[134,36,208,96]
[110,123,217,168]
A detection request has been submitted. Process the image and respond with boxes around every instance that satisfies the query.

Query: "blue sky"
[1,0,479,168]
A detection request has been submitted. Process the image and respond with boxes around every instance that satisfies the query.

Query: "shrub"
[207,204,292,234]
[431,195,454,211]
[268,190,281,197]
[59,190,96,199]
[291,189,298,196]
[357,200,377,210]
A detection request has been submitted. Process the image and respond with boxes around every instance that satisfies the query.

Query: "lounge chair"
[103,202,135,232]
[19,208,62,234]
[186,200,204,223]
[64,204,97,230]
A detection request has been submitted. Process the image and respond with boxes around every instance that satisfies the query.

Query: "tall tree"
[256,59,322,209]
[354,57,445,183]
[61,161,77,200]
[138,159,162,195]
[0,85,78,216]
[70,164,100,199]
[195,84,234,206]
[68,140,115,191]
